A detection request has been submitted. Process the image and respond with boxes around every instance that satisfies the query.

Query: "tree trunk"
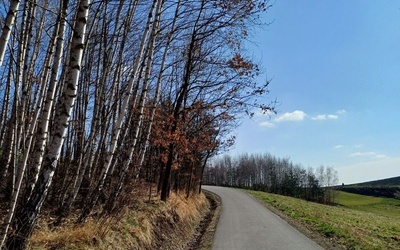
[161,0,205,201]
[5,1,89,248]
[137,0,181,174]
[25,0,68,201]
[78,0,158,222]
[105,0,163,213]
[0,0,20,68]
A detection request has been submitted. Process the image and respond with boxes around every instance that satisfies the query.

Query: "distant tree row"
[0,1,274,248]
[203,153,338,203]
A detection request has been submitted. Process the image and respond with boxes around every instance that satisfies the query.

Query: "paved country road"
[203,186,324,250]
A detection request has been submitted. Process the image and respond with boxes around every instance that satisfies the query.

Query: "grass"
[29,192,208,249]
[336,190,400,217]
[246,189,400,250]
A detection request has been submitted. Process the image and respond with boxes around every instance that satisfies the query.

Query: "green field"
[246,189,400,249]
[336,190,400,217]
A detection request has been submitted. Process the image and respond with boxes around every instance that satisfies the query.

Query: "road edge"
[193,189,222,250]
[243,189,342,250]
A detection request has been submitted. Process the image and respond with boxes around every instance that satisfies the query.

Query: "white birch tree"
[78,0,159,222]
[5,1,90,248]
[0,0,21,68]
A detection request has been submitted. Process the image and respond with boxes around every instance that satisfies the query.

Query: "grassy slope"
[246,190,400,250]
[29,193,209,249]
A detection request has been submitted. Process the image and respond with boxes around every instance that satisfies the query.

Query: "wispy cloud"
[311,114,338,120]
[311,110,346,121]
[274,110,306,122]
[334,144,364,149]
[350,152,377,157]
[258,109,345,128]
[374,154,389,159]
[349,151,388,159]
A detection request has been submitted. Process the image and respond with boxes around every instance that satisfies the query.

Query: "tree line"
[203,153,338,203]
[0,0,275,248]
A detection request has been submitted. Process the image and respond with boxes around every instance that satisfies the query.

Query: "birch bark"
[25,0,69,201]
[60,0,139,217]
[0,0,48,246]
[5,1,89,248]
[0,0,20,68]
[78,0,158,222]
[105,0,163,211]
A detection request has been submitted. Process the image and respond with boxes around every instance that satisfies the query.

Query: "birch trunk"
[60,1,139,216]
[137,0,181,172]
[0,0,50,244]
[0,62,13,181]
[0,0,20,68]
[78,0,158,222]
[105,1,163,211]
[25,0,69,200]
[5,1,89,248]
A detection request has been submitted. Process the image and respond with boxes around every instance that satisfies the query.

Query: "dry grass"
[29,216,111,249]
[28,191,208,250]
[170,192,208,226]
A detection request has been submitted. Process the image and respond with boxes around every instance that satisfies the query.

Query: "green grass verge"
[245,190,400,250]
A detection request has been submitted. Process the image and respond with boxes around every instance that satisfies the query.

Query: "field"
[336,190,400,217]
[246,189,400,249]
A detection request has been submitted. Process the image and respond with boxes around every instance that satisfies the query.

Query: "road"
[203,186,324,250]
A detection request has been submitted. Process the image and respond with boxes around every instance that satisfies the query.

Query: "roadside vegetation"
[246,189,400,249]
[29,190,209,249]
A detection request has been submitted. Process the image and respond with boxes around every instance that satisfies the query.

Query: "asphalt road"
[203,186,324,250]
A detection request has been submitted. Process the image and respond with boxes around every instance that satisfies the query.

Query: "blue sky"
[233,0,400,184]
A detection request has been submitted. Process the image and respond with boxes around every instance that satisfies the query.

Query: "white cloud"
[374,154,389,159]
[349,151,388,159]
[258,108,345,128]
[311,109,346,121]
[334,144,365,150]
[274,110,306,122]
[259,121,275,128]
[350,152,376,157]
[311,114,338,120]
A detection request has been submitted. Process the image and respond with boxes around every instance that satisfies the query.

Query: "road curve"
[203,186,324,250]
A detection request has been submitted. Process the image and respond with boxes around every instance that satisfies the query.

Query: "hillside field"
[336,190,400,217]
[337,176,400,198]
[246,189,400,249]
